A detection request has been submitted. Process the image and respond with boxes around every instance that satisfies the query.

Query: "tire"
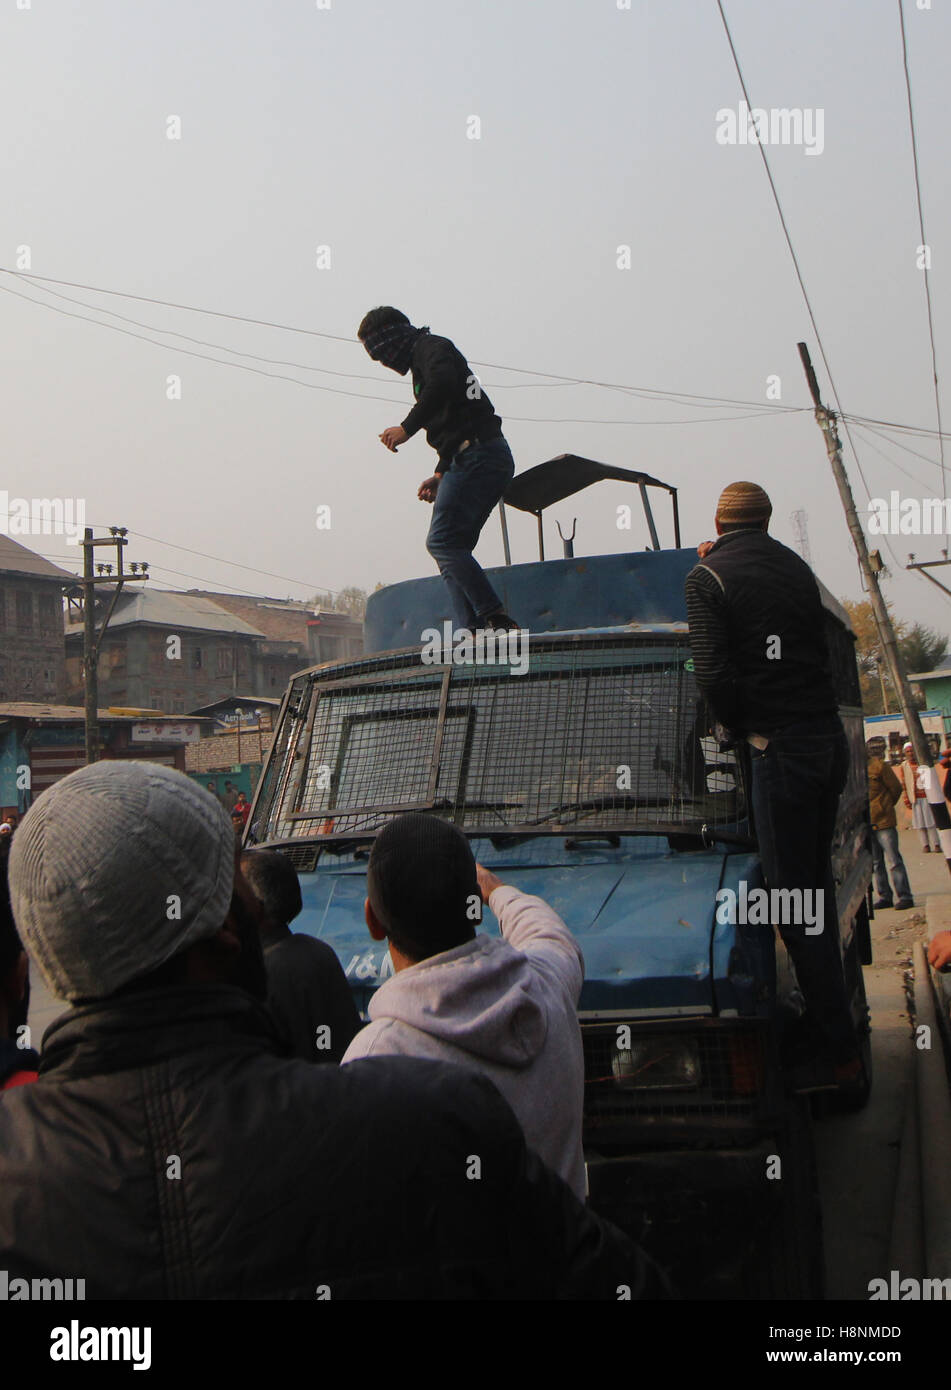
[747,1095,825,1299]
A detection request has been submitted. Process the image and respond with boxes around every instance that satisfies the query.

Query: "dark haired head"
[367,813,478,963]
[241,850,302,932]
[357,306,410,341]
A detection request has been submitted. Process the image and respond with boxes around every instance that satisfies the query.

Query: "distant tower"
[790,509,812,566]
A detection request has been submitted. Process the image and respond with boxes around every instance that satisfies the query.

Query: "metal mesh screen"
[252,635,747,841]
[582,1021,769,1127]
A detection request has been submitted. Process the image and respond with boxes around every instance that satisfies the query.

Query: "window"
[193,647,203,669]
[0,589,5,629]
[39,593,58,634]
[217,647,234,675]
[16,592,32,632]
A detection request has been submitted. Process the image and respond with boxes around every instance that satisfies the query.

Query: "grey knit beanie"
[8,760,235,1001]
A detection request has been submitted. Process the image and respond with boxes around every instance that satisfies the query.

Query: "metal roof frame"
[499,454,681,562]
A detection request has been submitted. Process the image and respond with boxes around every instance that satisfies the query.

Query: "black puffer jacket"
[0,984,664,1300]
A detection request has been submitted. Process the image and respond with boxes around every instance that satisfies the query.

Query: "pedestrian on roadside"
[866,737,914,911]
[900,742,941,852]
[0,761,667,1299]
[234,791,251,827]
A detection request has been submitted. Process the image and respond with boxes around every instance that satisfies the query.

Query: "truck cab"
[248,457,872,1298]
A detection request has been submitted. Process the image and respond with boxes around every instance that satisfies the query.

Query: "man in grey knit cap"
[0,760,666,1299]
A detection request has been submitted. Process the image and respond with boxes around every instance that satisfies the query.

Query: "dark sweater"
[401,333,503,472]
[263,931,362,1064]
[684,528,837,736]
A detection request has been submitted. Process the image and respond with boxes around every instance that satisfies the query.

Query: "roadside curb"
[911,941,951,1281]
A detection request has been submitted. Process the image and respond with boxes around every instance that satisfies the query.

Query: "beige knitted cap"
[715,481,773,527]
[8,760,235,1001]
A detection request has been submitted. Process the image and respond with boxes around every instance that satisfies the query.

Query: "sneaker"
[895,897,915,910]
[924,846,932,853]
[873,898,893,910]
[482,610,521,631]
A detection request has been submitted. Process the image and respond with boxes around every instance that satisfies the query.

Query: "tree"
[900,623,948,678]
[310,586,368,619]
[840,598,906,715]
[840,600,949,714]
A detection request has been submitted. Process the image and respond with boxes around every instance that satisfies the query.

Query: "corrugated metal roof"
[64,588,265,637]
[0,533,78,582]
[0,702,137,722]
[0,702,214,723]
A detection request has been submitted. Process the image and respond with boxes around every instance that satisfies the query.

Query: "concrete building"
[64,589,265,713]
[908,658,951,743]
[0,535,76,704]
[187,592,363,689]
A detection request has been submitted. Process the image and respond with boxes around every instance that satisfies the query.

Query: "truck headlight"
[611,1038,702,1091]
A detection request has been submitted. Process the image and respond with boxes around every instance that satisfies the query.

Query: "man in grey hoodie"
[341,813,586,1201]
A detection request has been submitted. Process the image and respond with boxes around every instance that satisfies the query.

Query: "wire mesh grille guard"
[252,635,747,841]
[582,1021,769,1124]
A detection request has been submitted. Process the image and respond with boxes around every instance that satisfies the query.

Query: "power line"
[0,505,346,598]
[0,279,408,408]
[846,416,950,471]
[0,265,809,417]
[848,422,934,491]
[897,0,946,498]
[845,412,951,441]
[1,275,808,428]
[714,0,902,569]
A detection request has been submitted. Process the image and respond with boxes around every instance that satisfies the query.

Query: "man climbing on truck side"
[684,480,861,1091]
[358,306,519,634]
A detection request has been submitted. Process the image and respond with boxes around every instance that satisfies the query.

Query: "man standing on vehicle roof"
[358,307,520,634]
[684,481,861,1089]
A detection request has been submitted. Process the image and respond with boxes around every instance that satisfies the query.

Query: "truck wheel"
[751,1095,825,1299]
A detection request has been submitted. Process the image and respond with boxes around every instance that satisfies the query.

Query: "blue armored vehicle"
[248,458,872,1298]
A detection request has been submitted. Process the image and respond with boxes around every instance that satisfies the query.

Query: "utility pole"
[798,342,951,873]
[790,507,812,566]
[81,527,149,764]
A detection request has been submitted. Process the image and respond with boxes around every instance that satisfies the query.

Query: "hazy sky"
[2,0,949,635]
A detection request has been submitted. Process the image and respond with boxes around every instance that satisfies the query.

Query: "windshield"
[252,636,746,841]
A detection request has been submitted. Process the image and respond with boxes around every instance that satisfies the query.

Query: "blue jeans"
[871,826,912,904]
[426,437,515,630]
[749,715,857,1060]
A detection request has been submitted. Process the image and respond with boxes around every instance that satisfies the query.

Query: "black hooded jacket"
[0,983,665,1300]
[400,333,504,472]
